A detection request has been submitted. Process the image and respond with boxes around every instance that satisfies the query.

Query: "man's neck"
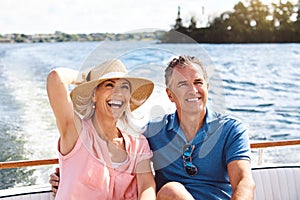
[178,111,206,142]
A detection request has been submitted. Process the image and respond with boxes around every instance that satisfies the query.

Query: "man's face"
[166,64,209,115]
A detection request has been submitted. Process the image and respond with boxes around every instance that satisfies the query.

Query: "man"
[144,55,255,199]
[50,55,255,199]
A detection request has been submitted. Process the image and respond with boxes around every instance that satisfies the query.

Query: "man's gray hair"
[165,55,208,87]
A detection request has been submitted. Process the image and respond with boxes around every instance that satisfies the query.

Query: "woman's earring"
[92,96,96,109]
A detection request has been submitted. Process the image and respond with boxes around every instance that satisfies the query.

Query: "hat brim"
[70,75,154,116]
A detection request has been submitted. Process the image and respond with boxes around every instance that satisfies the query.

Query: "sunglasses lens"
[183,148,192,157]
[184,162,198,176]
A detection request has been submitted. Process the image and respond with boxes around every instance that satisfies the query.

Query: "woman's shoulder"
[123,131,151,152]
[123,131,148,142]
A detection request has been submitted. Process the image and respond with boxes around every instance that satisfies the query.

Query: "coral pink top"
[55,119,152,200]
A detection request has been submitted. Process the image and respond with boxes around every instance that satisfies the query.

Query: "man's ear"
[166,88,174,102]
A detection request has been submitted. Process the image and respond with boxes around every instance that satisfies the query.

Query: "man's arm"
[228,160,255,200]
[49,167,60,196]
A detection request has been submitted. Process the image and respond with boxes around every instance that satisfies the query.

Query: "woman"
[47,59,156,199]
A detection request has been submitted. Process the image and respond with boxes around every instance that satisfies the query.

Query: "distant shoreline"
[0,31,166,43]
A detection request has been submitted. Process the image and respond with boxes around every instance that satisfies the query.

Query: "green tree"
[227,2,252,42]
[272,1,296,41]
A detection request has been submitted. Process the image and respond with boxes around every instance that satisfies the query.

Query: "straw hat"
[70,59,154,115]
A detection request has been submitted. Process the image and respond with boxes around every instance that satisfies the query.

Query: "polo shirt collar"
[166,107,220,138]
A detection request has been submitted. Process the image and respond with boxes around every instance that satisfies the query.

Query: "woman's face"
[93,78,131,120]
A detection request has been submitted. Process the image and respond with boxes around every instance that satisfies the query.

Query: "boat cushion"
[0,185,53,200]
[252,166,300,200]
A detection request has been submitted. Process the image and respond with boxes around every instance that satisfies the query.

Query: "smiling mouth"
[108,100,123,108]
[186,97,200,102]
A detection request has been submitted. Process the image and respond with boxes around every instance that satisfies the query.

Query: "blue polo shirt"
[144,108,251,200]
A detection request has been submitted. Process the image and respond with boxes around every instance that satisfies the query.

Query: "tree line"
[162,0,300,43]
[0,31,165,43]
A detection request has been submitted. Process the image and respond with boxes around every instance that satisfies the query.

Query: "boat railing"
[0,158,59,169]
[250,139,300,165]
[0,139,300,169]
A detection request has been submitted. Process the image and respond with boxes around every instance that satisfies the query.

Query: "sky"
[0,0,287,34]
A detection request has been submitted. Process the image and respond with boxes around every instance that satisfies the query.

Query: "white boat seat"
[252,166,300,200]
[0,185,53,200]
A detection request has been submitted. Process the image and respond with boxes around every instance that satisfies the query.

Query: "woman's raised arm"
[46,68,81,154]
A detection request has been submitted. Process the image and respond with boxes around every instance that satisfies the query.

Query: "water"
[0,41,299,189]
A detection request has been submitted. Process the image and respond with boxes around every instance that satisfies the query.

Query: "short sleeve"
[224,119,251,164]
[125,133,153,166]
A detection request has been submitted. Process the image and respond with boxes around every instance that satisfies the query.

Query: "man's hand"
[49,167,60,196]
